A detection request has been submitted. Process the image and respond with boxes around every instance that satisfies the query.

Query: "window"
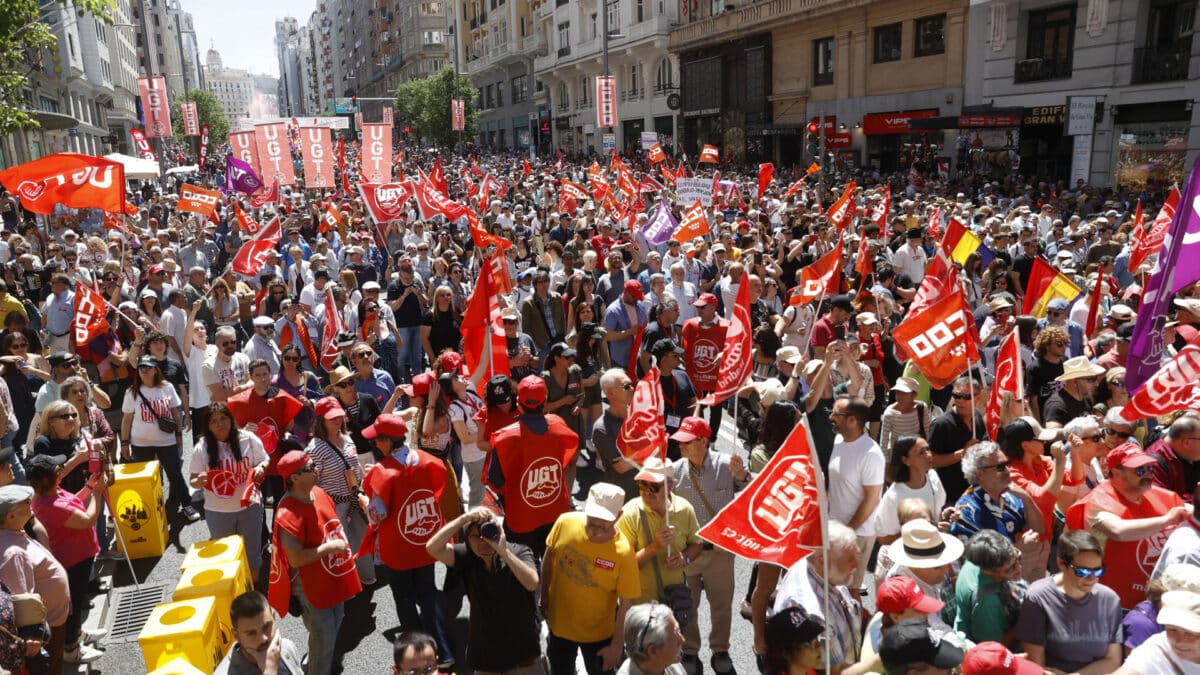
[873,23,901,62]
[557,81,569,111]
[590,13,597,38]
[914,14,945,56]
[813,37,833,85]
[512,74,528,102]
[155,33,162,47]
[557,22,570,55]
[578,75,590,105]
[628,62,641,96]
[711,0,724,14]
[606,0,619,31]
[485,83,493,107]
[152,13,159,26]
[496,80,503,106]
[1018,5,1075,81]
[654,57,672,90]
[636,0,644,22]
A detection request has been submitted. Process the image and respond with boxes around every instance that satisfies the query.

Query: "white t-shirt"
[160,305,189,357]
[869,471,946,538]
[1123,631,1200,674]
[188,431,269,513]
[122,383,182,447]
[202,352,251,398]
[184,344,216,409]
[448,395,485,463]
[827,433,885,535]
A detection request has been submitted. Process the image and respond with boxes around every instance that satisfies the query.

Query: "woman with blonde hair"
[421,286,461,367]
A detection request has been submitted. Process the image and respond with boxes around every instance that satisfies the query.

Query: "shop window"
[914,14,945,56]
[1017,5,1074,82]
[813,37,833,85]
[873,23,901,63]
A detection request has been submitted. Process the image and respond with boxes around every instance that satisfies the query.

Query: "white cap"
[584,482,625,522]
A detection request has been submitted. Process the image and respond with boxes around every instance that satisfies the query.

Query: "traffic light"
[806,121,820,158]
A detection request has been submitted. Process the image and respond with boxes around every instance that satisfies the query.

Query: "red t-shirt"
[32,487,99,569]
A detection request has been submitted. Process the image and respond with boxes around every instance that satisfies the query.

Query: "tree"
[170,89,230,145]
[393,67,479,147]
[0,0,115,136]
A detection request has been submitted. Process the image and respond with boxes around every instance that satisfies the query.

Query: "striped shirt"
[307,436,361,501]
[877,402,941,457]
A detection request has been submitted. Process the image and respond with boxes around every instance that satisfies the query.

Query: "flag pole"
[798,415,833,675]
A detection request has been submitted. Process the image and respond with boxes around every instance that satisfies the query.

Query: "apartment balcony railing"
[669,0,847,51]
[1013,56,1072,83]
[557,45,571,57]
[1132,43,1191,84]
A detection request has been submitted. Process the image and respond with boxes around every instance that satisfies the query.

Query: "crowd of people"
[0,144,1195,675]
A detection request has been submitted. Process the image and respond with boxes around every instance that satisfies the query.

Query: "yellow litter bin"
[110,460,168,559]
[138,596,232,673]
[182,535,253,593]
[147,656,212,675]
[173,560,251,632]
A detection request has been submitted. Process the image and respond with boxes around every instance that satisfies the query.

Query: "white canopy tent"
[166,165,199,175]
[103,153,160,180]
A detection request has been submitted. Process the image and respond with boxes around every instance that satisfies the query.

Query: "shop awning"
[862,109,939,134]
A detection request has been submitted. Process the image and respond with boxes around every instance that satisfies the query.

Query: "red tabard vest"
[681,317,729,392]
[268,486,363,615]
[226,388,303,456]
[1066,481,1183,609]
[490,416,578,533]
[361,450,446,571]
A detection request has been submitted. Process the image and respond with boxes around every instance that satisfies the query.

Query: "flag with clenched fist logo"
[617,366,666,464]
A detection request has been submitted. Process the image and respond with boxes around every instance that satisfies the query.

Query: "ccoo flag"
[1127,155,1200,392]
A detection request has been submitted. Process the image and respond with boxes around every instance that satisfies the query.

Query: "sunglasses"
[1065,562,1106,579]
[354,352,373,359]
[622,382,636,390]
[502,318,518,324]
[1111,380,1125,387]
[951,392,973,400]
[334,380,354,389]
[1053,341,1068,347]
[283,356,300,362]
[981,461,1011,472]
[53,412,79,420]
[1127,465,1152,477]
[1106,428,1132,439]
[637,481,663,493]
[1084,433,1103,443]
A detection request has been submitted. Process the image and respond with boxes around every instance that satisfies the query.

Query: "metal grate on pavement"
[105,583,174,643]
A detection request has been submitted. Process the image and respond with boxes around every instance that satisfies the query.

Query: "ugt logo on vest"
[321,521,355,577]
[692,339,720,372]
[399,489,442,546]
[521,457,562,508]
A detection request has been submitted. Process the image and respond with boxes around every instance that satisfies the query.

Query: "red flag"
[699,145,719,163]
[249,179,280,208]
[927,207,942,241]
[619,164,637,202]
[1119,344,1200,422]
[985,332,1023,440]
[413,170,468,222]
[559,180,589,206]
[871,186,891,228]
[319,288,345,371]
[255,123,297,186]
[696,421,823,567]
[638,175,665,194]
[358,181,413,223]
[234,202,262,236]
[299,126,334,188]
[625,326,645,382]
[892,289,979,389]
[647,143,666,164]
[805,162,821,175]
[1129,189,1180,273]
[0,153,125,215]
[672,201,710,243]
[789,238,844,306]
[1084,271,1106,338]
[756,162,774,201]
[461,263,510,389]
[854,231,873,280]
[232,216,282,276]
[698,276,752,406]
[128,129,157,162]
[359,123,393,183]
[909,249,959,318]
[321,203,341,234]
[783,178,805,199]
[522,158,531,179]
[616,365,667,463]
[199,124,210,166]
[176,183,221,217]
[488,249,512,294]
[465,209,512,250]
[101,211,134,237]
[826,181,857,231]
[430,159,449,196]
[470,159,485,178]
[659,161,676,187]
[72,281,110,348]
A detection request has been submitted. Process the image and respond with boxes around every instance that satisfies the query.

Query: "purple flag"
[1128,153,1200,392]
[639,200,678,246]
[225,156,264,196]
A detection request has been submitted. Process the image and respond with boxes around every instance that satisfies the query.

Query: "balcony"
[557,45,571,57]
[1013,57,1072,83]
[521,32,547,55]
[670,0,851,51]
[1132,43,1192,84]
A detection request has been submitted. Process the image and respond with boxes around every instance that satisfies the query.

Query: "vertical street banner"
[451,100,465,132]
[128,129,157,162]
[360,123,393,183]
[137,76,171,137]
[182,102,200,136]
[299,126,334,188]
[382,107,394,126]
[229,131,261,179]
[199,123,210,166]
[595,76,617,128]
[254,122,296,186]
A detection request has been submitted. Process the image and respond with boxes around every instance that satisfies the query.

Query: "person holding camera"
[426,507,544,675]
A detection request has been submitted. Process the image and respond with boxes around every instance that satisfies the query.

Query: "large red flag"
[232,216,281,276]
[789,238,844,306]
[1084,271,1106,338]
[697,421,823,567]
[430,159,449,196]
[72,281,110,348]
[319,288,345,371]
[176,183,221,218]
[1128,188,1180,273]
[249,179,280,208]
[892,289,979,389]
[826,181,857,231]
[908,249,959,318]
[358,181,413,223]
[461,266,510,389]
[985,332,1023,440]
[360,123,393,183]
[672,201,710,243]
[1119,345,1200,421]
[465,209,512,251]
[871,186,891,228]
[756,163,774,201]
[854,231,874,281]
[254,123,296,186]
[616,366,667,464]
[413,170,468,222]
[698,276,752,406]
[0,154,125,215]
[299,126,334,188]
[234,202,262,236]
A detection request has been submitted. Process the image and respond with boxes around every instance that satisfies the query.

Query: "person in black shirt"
[1026,326,1069,421]
[637,300,680,377]
[426,508,545,674]
[927,376,987,503]
[500,307,540,382]
[651,339,696,461]
[1041,356,1102,428]
[388,260,428,384]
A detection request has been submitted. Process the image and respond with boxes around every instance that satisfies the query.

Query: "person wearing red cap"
[1066,442,1191,609]
[487,374,579,559]
[681,292,729,441]
[268,449,362,675]
[602,280,648,371]
[961,641,1044,675]
[852,566,953,672]
[358,413,458,672]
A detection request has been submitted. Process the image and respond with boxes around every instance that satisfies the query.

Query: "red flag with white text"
[672,201,710,243]
[0,153,126,215]
[871,186,891,228]
[826,181,857,232]
[1119,345,1200,421]
[254,123,296,186]
[699,145,720,163]
[129,129,157,162]
[1129,189,1180,273]
[430,159,449,196]
[616,365,667,463]
[647,143,666,164]
[462,262,510,389]
[892,289,979,389]
[72,281,110,348]
[234,202,262,236]
[321,203,341,234]
[789,238,843,306]
[299,126,335,188]
[698,276,752,406]
[249,179,280,208]
[358,181,413,223]
[985,332,1023,440]
[232,216,282,276]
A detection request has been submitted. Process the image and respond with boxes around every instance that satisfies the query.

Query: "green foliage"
[0,0,115,137]
[393,67,479,146]
[170,89,230,145]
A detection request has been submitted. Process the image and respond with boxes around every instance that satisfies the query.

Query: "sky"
[187,0,309,76]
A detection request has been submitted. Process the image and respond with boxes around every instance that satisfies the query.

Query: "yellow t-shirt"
[616,494,702,604]
[545,512,641,643]
[0,296,26,326]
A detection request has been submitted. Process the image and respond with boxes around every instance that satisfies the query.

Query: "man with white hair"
[666,264,698,327]
[617,603,685,675]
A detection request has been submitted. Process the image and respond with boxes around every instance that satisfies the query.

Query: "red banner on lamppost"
[451,100,465,132]
[182,102,200,136]
[595,76,617,128]
[137,76,172,137]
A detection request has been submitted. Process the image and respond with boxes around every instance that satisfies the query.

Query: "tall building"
[275,17,305,116]
[132,0,186,98]
[534,0,680,155]
[106,0,143,154]
[396,0,450,83]
[204,48,254,121]
[297,23,322,115]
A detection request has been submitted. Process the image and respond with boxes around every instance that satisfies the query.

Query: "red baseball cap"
[1105,441,1157,470]
[276,450,311,481]
[362,414,408,440]
[148,263,163,275]
[439,352,465,375]
[669,416,711,443]
[692,292,718,307]
[313,396,346,420]
[962,642,1043,675]
[623,279,644,301]
[518,374,547,407]
[401,372,434,398]
[875,576,945,614]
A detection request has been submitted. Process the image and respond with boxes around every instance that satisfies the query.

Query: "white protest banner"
[675,177,713,207]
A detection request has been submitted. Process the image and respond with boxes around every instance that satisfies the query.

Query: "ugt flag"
[226,156,264,195]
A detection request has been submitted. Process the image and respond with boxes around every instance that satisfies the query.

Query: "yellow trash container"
[138,596,232,673]
[110,460,168,559]
[173,560,252,633]
[147,656,211,675]
[181,535,253,593]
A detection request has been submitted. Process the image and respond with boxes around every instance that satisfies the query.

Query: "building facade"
[133,0,186,98]
[276,17,305,116]
[204,48,255,121]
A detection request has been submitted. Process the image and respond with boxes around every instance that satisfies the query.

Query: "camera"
[480,521,501,541]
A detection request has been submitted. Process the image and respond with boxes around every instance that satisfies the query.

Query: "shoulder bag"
[136,389,178,435]
[639,509,693,629]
